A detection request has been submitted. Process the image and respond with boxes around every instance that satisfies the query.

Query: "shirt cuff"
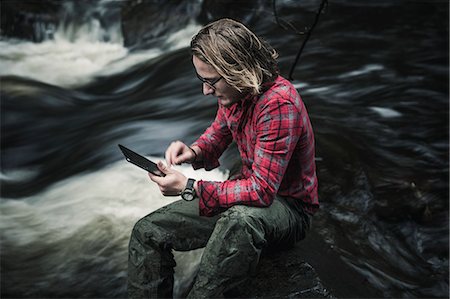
[197,180,222,217]
[191,142,220,171]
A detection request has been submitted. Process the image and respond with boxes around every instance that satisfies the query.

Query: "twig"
[272,0,328,81]
[288,0,328,80]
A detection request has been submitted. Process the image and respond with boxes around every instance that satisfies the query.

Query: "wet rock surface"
[120,0,200,49]
[225,225,384,298]
[120,0,266,50]
[1,0,60,42]
[230,249,334,298]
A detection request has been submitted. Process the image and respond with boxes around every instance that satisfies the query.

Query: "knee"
[221,205,259,224]
[131,214,163,245]
[131,216,148,239]
[218,206,266,247]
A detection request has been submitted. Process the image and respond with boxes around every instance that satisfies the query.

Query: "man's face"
[192,55,243,108]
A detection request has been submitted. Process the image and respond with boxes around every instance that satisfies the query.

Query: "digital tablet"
[118,144,165,177]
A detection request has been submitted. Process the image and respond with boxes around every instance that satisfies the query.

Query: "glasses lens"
[209,77,221,86]
[196,73,221,89]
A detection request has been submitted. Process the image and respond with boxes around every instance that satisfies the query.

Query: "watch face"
[183,192,195,201]
[185,193,194,201]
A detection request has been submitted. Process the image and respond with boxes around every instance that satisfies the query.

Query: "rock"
[120,0,269,49]
[0,0,60,42]
[120,0,201,49]
[197,0,266,25]
[228,246,334,298]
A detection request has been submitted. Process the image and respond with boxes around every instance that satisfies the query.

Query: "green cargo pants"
[127,196,311,298]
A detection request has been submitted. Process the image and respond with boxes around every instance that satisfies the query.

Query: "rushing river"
[1,0,448,298]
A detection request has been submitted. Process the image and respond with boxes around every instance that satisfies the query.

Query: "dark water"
[1,0,448,298]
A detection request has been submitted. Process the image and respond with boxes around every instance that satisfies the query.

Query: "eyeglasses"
[196,73,222,89]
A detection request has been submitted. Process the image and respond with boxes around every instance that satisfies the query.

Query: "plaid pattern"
[192,76,318,216]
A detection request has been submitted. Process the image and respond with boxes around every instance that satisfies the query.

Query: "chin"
[218,97,237,107]
[218,98,228,106]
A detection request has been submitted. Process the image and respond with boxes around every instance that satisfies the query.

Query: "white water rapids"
[0,5,217,295]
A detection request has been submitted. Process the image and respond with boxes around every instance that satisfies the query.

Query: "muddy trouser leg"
[128,198,219,299]
[187,195,311,299]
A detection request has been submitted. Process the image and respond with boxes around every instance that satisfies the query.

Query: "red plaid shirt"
[192,76,318,216]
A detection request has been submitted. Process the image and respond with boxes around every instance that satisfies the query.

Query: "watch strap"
[181,178,197,201]
[186,178,195,190]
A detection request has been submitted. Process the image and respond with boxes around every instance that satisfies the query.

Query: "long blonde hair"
[191,18,279,95]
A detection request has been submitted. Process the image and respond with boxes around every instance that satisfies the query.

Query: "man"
[128,18,318,298]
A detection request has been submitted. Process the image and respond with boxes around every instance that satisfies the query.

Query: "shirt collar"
[224,77,278,111]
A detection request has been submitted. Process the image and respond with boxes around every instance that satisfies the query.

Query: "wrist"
[189,143,203,163]
[179,177,188,195]
[188,146,197,163]
[193,180,199,195]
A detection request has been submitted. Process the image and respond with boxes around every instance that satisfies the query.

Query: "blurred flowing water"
[0,0,448,298]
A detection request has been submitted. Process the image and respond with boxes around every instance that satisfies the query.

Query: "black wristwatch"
[181,178,196,201]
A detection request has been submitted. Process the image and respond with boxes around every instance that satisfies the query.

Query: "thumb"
[148,161,169,184]
[157,161,171,175]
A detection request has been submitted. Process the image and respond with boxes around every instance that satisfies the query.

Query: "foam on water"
[0,23,202,88]
[369,106,402,118]
[0,158,227,297]
[305,86,331,94]
[338,64,385,79]
[292,81,309,89]
[0,39,127,87]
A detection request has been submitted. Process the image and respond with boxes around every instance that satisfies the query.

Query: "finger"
[173,151,191,165]
[166,142,176,166]
[148,172,162,184]
[158,161,173,176]
[172,143,185,165]
[175,144,192,165]
[165,142,176,166]
[166,141,182,166]
[170,151,179,165]
[165,147,171,167]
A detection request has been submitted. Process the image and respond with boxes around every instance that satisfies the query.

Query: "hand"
[165,140,196,166]
[148,161,188,196]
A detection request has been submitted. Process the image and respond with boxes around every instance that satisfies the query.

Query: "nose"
[202,83,215,96]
